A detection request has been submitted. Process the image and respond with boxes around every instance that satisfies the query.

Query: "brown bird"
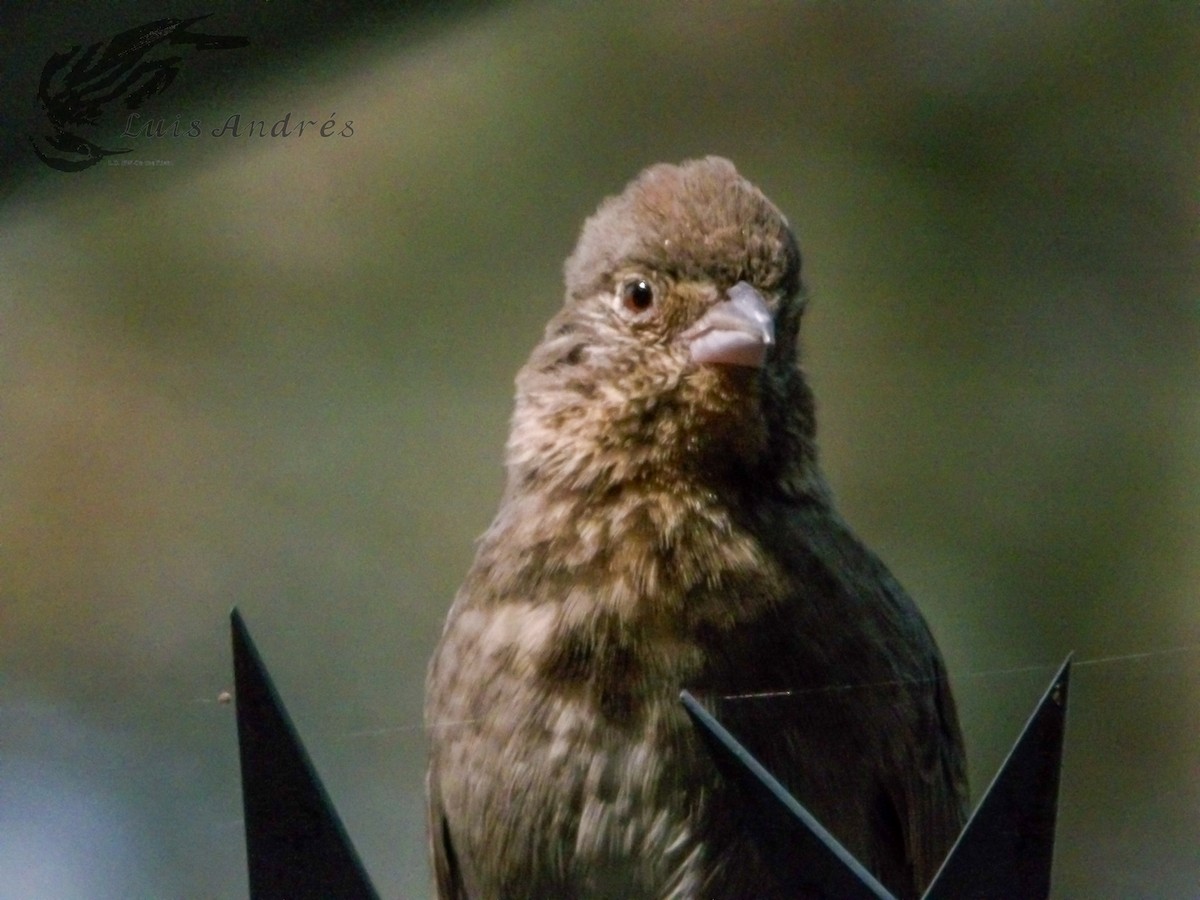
[425,157,967,900]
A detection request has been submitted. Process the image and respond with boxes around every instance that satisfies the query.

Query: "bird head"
[508,157,823,501]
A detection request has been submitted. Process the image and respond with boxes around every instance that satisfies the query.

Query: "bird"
[425,156,967,900]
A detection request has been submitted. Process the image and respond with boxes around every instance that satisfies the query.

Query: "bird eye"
[619,279,655,315]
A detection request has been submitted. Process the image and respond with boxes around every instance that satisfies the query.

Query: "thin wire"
[345,718,480,738]
[354,640,1200,738]
[717,642,1200,702]
[1073,644,1199,668]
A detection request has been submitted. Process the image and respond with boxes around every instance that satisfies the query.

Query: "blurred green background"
[2,3,1197,897]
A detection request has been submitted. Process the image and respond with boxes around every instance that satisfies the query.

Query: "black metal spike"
[680,690,898,900]
[922,656,1072,900]
[231,608,380,900]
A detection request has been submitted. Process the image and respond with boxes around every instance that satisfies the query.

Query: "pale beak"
[684,282,775,368]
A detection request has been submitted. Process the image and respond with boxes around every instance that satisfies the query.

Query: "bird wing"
[841,528,968,893]
[427,763,470,900]
[890,644,969,891]
[758,503,969,898]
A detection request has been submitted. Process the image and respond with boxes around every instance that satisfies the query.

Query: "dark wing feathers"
[773,505,969,898]
[427,765,469,900]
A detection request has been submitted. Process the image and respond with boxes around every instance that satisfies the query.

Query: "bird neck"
[503,392,828,510]
[476,468,785,623]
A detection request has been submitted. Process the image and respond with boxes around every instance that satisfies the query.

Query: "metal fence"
[230,609,1068,899]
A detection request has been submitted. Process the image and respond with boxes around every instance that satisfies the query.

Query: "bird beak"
[684,282,775,368]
